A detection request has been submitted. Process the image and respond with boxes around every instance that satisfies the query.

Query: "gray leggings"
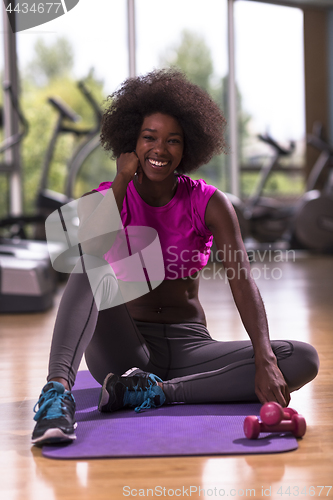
[48,266,319,404]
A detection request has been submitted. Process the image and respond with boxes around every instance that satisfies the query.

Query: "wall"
[328,9,333,145]
[303,8,329,178]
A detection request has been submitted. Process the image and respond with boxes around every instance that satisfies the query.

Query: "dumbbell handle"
[260,419,303,435]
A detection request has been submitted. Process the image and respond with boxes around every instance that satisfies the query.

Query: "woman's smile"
[147,158,169,168]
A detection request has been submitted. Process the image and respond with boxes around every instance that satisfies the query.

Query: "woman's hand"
[116,152,143,184]
[255,359,291,407]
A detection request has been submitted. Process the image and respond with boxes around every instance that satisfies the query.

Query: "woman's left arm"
[205,190,290,406]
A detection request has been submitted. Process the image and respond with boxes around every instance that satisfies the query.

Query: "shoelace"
[123,379,159,413]
[134,397,157,413]
[33,389,72,421]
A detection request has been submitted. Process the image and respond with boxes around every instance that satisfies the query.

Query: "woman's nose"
[152,139,166,154]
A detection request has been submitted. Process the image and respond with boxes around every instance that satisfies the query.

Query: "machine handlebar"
[258,133,295,156]
[47,79,102,135]
[77,80,103,129]
[48,97,80,123]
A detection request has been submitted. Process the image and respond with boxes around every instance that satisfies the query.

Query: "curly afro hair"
[100,68,227,174]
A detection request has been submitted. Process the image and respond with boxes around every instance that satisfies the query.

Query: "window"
[235,1,305,199]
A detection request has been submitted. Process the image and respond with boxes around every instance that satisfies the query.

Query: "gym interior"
[0,0,332,498]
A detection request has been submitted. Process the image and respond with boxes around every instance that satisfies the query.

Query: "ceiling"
[241,0,333,8]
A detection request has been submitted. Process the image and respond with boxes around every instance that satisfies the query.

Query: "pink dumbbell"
[243,413,306,439]
[260,401,298,426]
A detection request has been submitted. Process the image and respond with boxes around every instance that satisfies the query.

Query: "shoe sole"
[32,425,77,446]
[98,372,118,411]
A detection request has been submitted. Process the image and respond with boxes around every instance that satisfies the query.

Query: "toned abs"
[126,273,207,325]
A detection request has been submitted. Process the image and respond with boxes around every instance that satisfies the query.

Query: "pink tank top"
[95,174,217,280]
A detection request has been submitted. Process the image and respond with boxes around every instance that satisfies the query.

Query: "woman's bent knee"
[282,340,319,392]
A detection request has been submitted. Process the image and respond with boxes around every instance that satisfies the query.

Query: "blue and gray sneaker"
[32,381,77,446]
[98,367,166,413]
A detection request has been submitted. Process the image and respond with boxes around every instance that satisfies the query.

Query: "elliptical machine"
[292,122,333,252]
[211,134,296,261]
[34,81,103,274]
[244,133,296,244]
[0,83,58,312]
[0,80,102,241]
[0,80,102,311]
[34,80,102,240]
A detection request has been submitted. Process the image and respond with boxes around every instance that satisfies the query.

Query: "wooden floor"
[1,251,333,500]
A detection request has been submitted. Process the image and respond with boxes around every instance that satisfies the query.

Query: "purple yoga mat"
[42,370,298,459]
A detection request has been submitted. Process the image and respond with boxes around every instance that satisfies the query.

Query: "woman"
[32,69,319,445]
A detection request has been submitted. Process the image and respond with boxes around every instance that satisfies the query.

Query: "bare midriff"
[126,272,207,325]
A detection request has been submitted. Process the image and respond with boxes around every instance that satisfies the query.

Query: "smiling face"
[135,113,184,182]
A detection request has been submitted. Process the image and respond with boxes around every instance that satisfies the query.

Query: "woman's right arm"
[77,152,141,256]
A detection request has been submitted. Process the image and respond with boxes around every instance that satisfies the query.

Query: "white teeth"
[149,159,168,167]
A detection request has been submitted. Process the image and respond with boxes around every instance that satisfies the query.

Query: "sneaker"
[32,381,77,446]
[98,367,166,413]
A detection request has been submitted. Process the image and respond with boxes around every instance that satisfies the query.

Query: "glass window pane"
[235,1,305,199]
[5,1,128,214]
[16,1,128,92]
[136,0,229,191]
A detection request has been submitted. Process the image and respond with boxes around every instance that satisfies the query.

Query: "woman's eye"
[143,135,154,141]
